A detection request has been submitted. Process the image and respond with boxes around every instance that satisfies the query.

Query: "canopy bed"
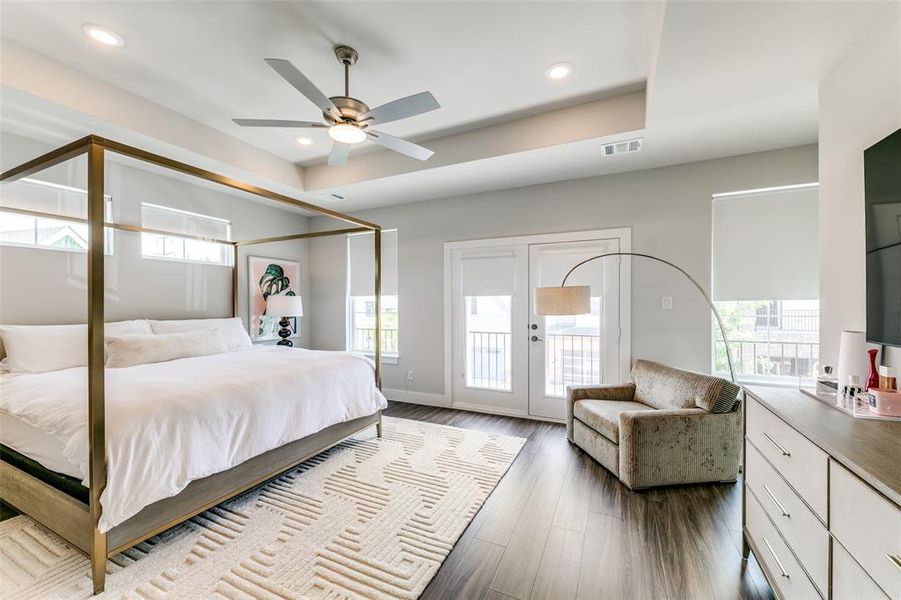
[0,135,386,594]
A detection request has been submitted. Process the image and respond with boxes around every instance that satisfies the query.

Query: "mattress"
[0,346,387,532]
[1,411,79,478]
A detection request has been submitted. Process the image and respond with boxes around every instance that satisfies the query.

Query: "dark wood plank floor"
[384,401,775,600]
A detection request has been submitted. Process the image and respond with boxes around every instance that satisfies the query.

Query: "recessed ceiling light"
[296,136,314,146]
[82,23,125,47]
[545,62,573,81]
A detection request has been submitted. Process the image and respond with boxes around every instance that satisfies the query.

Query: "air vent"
[320,192,345,202]
[602,138,642,156]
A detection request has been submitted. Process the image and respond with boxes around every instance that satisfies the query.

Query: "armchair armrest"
[618,407,742,489]
[565,383,636,441]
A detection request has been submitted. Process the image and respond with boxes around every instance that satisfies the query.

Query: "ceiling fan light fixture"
[328,123,367,145]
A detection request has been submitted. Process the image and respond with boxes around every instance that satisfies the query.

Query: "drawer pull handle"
[888,554,901,570]
[762,432,791,457]
[762,537,790,579]
[763,485,790,517]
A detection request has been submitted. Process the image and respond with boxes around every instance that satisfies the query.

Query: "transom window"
[140,202,232,265]
[0,177,113,253]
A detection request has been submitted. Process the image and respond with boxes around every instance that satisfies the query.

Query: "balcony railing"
[545,333,601,397]
[352,328,399,354]
[754,309,819,333]
[467,331,512,390]
[716,339,819,379]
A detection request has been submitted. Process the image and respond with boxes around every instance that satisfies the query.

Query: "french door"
[448,229,629,420]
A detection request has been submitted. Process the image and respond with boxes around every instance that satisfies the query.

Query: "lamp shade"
[534,286,591,315]
[266,294,303,317]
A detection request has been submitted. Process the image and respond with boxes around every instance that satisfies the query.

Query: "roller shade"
[532,244,609,289]
[348,230,398,296]
[0,177,107,219]
[712,186,818,301]
[460,250,515,296]
[141,203,230,240]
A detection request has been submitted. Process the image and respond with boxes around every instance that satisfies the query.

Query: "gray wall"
[310,145,818,396]
[0,132,313,346]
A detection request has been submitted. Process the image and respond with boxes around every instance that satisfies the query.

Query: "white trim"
[360,352,399,365]
[382,388,451,407]
[442,227,632,417]
[711,182,819,199]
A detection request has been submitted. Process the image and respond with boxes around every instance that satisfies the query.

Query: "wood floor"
[384,401,775,600]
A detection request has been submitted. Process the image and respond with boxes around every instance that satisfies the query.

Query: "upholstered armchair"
[566,359,742,490]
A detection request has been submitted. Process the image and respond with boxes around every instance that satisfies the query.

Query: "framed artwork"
[248,256,301,341]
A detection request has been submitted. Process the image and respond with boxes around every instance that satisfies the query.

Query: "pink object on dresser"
[867,389,901,417]
[865,349,879,391]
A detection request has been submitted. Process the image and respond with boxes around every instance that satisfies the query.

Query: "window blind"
[141,203,230,241]
[712,185,818,301]
[348,230,398,296]
[460,250,516,296]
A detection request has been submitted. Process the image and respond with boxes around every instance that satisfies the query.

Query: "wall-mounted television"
[865,128,901,347]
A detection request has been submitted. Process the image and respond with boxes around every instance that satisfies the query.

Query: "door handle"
[530,335,543,342]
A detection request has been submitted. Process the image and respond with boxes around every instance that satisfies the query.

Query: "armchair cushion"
[630,359,739,413]
[573,400,655,443]
[566,383,636,441]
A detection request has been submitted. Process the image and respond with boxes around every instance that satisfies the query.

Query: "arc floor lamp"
[534,252,737,383]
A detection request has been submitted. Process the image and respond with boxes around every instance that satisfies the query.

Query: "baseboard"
[383,388,452,408]
[450,402,564,424]
[383,391,565,423]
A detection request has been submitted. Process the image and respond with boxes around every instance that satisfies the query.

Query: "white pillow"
[0,320,152,373]
[148,318,252,352]
[106,330,228,368]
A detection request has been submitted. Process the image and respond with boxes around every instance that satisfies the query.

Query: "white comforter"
[0,347,387,532]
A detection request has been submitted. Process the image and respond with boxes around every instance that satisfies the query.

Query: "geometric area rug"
[0,417,526,599]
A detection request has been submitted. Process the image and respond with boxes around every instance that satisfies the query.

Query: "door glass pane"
[544,297,602,397]
[465,295,512,390]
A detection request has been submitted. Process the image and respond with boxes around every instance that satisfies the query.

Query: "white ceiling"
[0,0,893,212]
[0,1,659,164]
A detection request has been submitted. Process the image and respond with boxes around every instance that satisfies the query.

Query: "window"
[140,203,231,265]
[714,299,820,382]
[711,183,819,384]
[347,230,399,360]
[0,213,115,253]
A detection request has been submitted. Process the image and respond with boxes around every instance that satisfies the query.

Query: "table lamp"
[266,294,303,347]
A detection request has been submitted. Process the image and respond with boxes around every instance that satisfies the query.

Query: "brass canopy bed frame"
[0,135,384,594]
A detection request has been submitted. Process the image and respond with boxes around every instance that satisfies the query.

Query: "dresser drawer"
[746,489,822,600]
[833,540,890,600]
[830,461,901,597]
[746,397,828,521]
[745,444,829,595]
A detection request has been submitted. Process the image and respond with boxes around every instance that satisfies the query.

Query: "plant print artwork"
[248,256,300,341]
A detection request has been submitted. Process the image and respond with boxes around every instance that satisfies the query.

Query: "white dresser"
[743,387,901,600]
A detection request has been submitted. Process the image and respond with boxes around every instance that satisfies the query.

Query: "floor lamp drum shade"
[266,294,303,318]
[535,285,591,315]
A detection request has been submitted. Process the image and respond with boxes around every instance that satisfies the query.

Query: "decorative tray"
[800,387,901,422]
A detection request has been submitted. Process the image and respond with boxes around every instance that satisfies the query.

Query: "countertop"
[745,385,901,506]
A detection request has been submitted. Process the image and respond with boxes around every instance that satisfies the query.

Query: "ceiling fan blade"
[232,119,326,128]
[367,130,435,161]
[328,142,352,166]
[358,91,440,125]
[264,58,340,119]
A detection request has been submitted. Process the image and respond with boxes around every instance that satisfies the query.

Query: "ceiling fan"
[233,45,440,166]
